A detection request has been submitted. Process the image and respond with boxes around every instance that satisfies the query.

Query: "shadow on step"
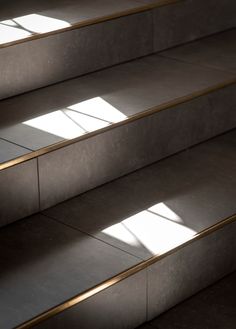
[44,129,236,260]
[138,270,236,329]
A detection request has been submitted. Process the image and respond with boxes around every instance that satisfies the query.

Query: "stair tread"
[0,139,30,163]
[0,0,169,46]
[0,29,235,166]
[161,29,236,74]
[0,129,236,328]
[0,214,139,329]
[44,129,236,260]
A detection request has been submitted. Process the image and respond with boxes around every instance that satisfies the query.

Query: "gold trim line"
[1,78,235,171]
[16,213,236,329]
[0,0,181,49]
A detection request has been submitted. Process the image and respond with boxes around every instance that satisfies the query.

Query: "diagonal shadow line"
[0,21,18,27]
[147,209,192,230]
[66,107,113,125]
[0,21,35,36]
[61,110,88,134]
[11,19,37,35]
[121,222,153,255]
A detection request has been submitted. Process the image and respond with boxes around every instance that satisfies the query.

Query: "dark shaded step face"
[0,214,141,329]
[0,130,236,329]
[0,0,235,100]
[0,0,61,20]
[0,32,236,225]
[43,129,236,260]
[0,0,145,23]
[138,271,236,329]
[161,29,236,74]
[0,51,234,159]
[1,28,236,165]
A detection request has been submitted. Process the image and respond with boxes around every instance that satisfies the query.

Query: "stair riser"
[147,221,236,320]
[1,0,236,100]
[0,11,153,100]
[0,83,235,227]
[0,159,39,227]
[38,84,236,210]
[32,270,147,329]
[32,220,236,329]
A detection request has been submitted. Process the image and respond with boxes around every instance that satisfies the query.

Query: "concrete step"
[0,129,236,329]
[0,29,236,227]
[138,271,236,329]
[0,0,235,99]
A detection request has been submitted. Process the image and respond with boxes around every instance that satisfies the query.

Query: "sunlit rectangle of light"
[0,24,32,44]
[64,109,109,132]
[102,203,196,255]
[13,14,71,33]
[148,202,182,223]
[68,97,127,123]
[23,110,85,140]
[102,223,140,247]
[23,97,128,140]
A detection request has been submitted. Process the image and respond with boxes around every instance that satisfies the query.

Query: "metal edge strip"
[1,78,235,171]
[0,0,181,49]
[15,213,236,329]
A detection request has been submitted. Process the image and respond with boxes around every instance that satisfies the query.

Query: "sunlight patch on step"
[148,202,183,223]
[102,222,140,247]
[102,203,196,256]
[68,97,127,123]
[13,14,71,33]
[23,97,127,140]
[23,110,85,139]
[0,24,32,44]
[0,14,70,44]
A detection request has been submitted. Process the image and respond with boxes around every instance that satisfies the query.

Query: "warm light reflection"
[102,203,196,255]
[23,97,127,140]
[0,14,71,44]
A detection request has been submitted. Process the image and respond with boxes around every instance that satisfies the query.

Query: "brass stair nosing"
[0,0,182,49]
[15,213,236,329]
[1,78,235,171]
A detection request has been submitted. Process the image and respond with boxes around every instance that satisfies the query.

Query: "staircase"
[0,0,235,328]
[138,271,236,329]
